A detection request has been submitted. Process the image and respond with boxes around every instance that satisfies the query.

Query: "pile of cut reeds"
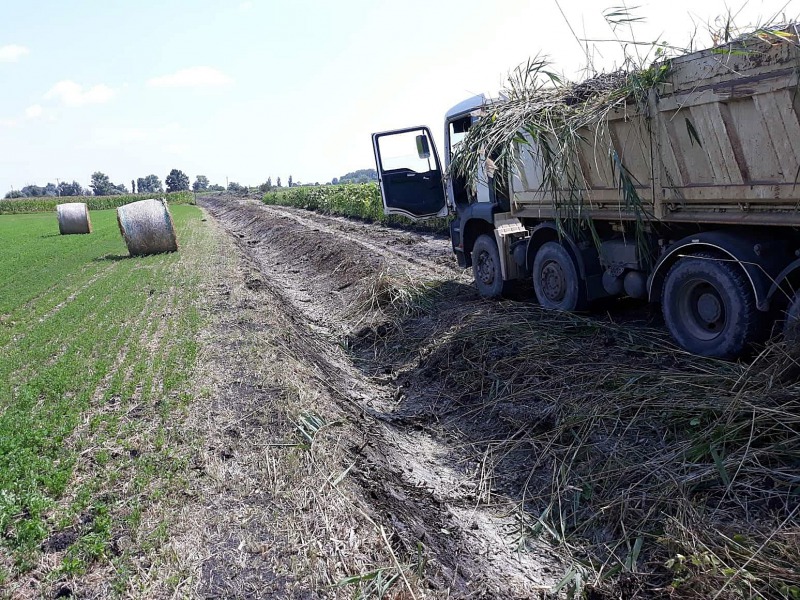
[406,303,800,597]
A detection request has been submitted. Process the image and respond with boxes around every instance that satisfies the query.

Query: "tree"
[288,175,293,188]
[227,181,244,192]
[192,175,209,191]
[57,181,84,196]
[21,184,46,197]
[132,179,136,194]
[137,174,163,194]
[4,190,25,199]
[165,169,190,193]
[337,169,378,185]
[331,177,339,185]
[90,172,118,196]
[276,177,282,188]
[208,183,225,191]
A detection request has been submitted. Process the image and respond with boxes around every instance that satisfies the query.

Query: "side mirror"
[416,134,431,159]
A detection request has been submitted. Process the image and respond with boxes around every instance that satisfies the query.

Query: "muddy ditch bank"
[199,194,800,600]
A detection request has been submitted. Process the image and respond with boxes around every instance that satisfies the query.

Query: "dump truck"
[371,25,800,359]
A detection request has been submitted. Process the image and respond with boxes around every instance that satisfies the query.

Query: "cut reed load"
[116,198,178,256]
[56,202,92,235]
[449,23,800,237]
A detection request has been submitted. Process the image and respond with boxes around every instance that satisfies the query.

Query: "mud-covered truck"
[372,25,800,359]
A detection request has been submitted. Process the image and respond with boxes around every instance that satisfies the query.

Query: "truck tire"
[662,253,761,359]
[532,241,587,311]
[472,234,506,299]
[784,291,800,349]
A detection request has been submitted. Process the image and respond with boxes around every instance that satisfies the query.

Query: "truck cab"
[372,95,512,270]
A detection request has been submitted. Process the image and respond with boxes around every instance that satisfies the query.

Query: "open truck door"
[372,126,447,221]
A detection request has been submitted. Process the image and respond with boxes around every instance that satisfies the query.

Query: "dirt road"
[191,194,564,599]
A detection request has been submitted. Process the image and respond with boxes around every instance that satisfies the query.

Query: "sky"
[0,0,797,194]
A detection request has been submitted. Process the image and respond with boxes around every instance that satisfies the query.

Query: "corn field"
[0,191,194,215]
[262,184,450,233]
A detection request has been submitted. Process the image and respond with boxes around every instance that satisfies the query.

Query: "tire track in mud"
[199,194,562,598]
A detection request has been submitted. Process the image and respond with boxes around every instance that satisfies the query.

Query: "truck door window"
[376,130,436,173]
[449,116,471,155]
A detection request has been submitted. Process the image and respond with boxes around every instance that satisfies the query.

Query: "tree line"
[5,168,380,199]
[3,169,219,199]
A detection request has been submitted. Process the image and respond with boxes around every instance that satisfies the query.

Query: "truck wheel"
[472,234,506,298]
[532,241,586,311]
[784,291,800,348]
[662,253,761,358]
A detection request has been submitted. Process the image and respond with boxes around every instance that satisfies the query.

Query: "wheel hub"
[697,292,722,324]
[477,251,495,285]
[679,279,726,340]
[541,261,566,302]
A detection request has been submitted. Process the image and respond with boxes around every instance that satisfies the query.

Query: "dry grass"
[160,230,429,599]
[386,300,800,598]
[351,269,441,327]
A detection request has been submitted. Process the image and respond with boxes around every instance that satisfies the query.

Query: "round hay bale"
[56,202,92,235]
[116,198,178,257]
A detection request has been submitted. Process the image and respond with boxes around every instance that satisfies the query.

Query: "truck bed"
[510,25,800,227]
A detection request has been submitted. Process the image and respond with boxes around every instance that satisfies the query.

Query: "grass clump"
[352,269,442,327]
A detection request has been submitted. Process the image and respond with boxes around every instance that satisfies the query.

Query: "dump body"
[510,30,800,227]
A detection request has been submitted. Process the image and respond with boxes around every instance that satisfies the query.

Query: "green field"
[0,206,209,584]
[262,183,450,232]
[0,191,194,215]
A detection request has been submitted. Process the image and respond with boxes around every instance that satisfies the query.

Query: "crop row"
[262,183,449,233]
[0,191,194,215]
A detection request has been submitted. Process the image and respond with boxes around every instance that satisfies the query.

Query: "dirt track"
[194,194,565,598]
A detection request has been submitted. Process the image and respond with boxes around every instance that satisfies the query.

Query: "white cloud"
[0,44,29,62]
[25,104,43,119]
[239,1,254,10]
[147,66,233,88]
[0,118,18,128]
[44,81,116,107]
